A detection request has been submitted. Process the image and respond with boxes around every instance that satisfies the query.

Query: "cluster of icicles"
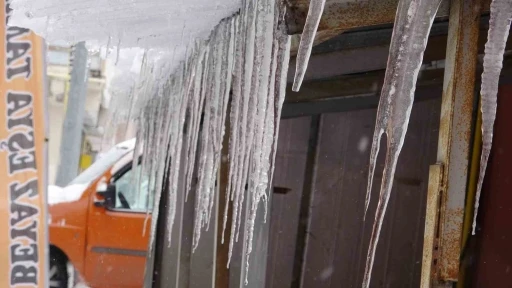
[105,0,291,283]
[294,0,512,287]
[104,0,511,286]
[291,0,445,285]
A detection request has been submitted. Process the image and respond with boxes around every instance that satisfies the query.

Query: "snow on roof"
[10,0,242,127]
[9,0,241,70]
[48,184,88,205]
[116,138,136,151]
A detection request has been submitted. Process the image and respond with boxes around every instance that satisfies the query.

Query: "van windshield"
[68,146,130,186]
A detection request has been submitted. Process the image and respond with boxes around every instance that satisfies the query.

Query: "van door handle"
[93,196,105,207]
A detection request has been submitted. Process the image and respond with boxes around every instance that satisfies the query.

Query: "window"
[69,145,129,186]
[113,164,154,212]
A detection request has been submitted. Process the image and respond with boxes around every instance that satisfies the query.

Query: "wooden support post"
[216,121,232,288]
[421,0,482,285]
[291,115,321,287]
[147,144,194,288]
[421,164,443,288]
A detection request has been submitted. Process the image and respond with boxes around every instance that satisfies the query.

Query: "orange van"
[47,139,153,288]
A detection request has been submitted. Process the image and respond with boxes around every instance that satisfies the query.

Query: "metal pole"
[55,41,88,186]
[421,0,482,286]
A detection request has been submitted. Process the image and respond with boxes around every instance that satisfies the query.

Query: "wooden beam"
[287,31,451,83]
[290,115,321,287]
[215,119,231,288]
[284,68,445,104]
[282,85,443,119]
[284,0,491,35]
[289,29,345,56]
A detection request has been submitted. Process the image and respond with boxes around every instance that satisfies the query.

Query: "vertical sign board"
[0,1,48,288]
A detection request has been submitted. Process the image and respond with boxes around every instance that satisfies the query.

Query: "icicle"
[228,0,258,263]
[115,35,122,65]
[224,4,248,247]
[269,7,291,199]
[82,3,292,283]
[133,114,147,210]
[189,48,210,201]
[472,0,512,235]
[105,34,112,57]
[206,22,229,230]
[362,0,443,287]
[259,0,288,224]
[192,33,218,250]
[149,64,182,247]
[236,18,264,248]
[167,76,195,232]
[185,45,208,200]
[167,64,191,247]
[182,44,202,204]
[140,105,153,235]
[217,19,236,182]
[291,0,326,91]
[243,0,275,283]
[223,15,243,245]
[165,58,195,246]
[133,52,153,211]
[206,19,236,232]
[144,96,163,236]
[131,127,142,185]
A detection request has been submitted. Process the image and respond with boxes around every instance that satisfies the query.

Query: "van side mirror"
[94,183,116,208]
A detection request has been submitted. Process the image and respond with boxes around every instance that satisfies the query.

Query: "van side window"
[114,164,154,212]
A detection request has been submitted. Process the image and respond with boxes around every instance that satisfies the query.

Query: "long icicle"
[291,0,326,91]
[228,0,257,265]
[472,0,512,234]
[243,0,275,282]
[268,0,291,203]
[223,13,244,245]
[362,0,442,287]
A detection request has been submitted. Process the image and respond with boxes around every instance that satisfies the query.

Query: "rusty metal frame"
[421,0,482,286]
[284,0,491,35]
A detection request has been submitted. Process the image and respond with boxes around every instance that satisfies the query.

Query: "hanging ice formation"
[472,0,512,235]
[105,0,291,282]
[362,0,442,287]
[292,0,326,91]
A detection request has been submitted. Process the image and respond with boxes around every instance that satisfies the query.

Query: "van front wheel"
[49,252,68,288]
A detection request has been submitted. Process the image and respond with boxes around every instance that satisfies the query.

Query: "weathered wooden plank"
[421,164,443,288]
[300,97,441,287]
[285,0,491,35]
[290,115,321,287]
[265,117,312,288]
